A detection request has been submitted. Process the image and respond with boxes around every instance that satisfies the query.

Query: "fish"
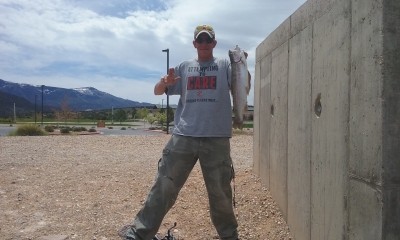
[229,45,251,129]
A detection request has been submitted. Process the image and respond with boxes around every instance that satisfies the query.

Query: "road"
[0,124,165,137]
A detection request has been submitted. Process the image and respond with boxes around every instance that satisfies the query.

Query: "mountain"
[0,79,154,115]
[0,91,37,118]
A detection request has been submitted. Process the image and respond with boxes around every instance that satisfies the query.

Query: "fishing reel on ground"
[154,222,178,240]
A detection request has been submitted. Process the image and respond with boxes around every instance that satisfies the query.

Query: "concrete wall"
[253,0,400,239]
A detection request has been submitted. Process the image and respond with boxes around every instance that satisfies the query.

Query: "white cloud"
[0,0,307,105]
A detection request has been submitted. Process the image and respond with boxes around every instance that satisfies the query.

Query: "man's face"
[193,33,217,59]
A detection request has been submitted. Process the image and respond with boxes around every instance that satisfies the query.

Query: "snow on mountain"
[73,87,95,96]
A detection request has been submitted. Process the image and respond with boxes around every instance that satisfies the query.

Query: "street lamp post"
[162,48,170,134]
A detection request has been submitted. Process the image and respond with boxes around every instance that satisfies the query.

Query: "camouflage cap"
[194,25,215,39]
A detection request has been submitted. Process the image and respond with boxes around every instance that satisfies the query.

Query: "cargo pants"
[127,135,238,240]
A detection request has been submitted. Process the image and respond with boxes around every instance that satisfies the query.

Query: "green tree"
[155,111,167,127]
[97,111,108,121]
[131,108,137,119]
[136,108,149,119]
[146,114,157,126]
[114,109,127,124]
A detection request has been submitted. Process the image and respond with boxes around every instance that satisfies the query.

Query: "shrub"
[88,128,97,133]
[44,125,55,132]
[72,126,87,132]
[9,124,45,136]
[60,127,70,134]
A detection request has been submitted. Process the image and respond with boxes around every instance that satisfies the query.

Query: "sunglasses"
[195,25,214,32]
[195,37,214,44]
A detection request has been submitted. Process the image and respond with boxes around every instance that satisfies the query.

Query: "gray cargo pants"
[129,135,238,240]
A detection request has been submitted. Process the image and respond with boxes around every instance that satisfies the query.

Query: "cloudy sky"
[0,0,306,105]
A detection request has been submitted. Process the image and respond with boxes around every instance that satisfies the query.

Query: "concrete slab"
[291,0,343,37]
[270,42,289,218]
[383,188,400,240]
[310,0,351,239]
[256,18,291,62]
[348,179,382,240]
[253,57,261,177]
[287,25,313,240]
[349,0,384,188]
[382,0,400,186]
[382,0,400,238]
[259,54,272,187]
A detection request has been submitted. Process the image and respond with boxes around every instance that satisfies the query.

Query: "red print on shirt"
[187,76,217,90]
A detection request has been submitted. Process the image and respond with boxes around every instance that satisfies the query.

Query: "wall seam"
[268,54,272,188]
[286,15,292,221]
[345,1,353,239]
[309,17,315,240]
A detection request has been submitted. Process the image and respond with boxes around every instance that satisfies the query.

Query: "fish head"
[229,45,245,63]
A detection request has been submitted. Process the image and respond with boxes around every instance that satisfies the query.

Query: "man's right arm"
[154,68,180,95]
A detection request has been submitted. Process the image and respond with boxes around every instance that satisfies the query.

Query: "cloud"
[0,0,306,104]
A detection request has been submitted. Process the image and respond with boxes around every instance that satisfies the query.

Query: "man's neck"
[198,55,214,62]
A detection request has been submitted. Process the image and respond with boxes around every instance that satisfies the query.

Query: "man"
[119,24,239,240]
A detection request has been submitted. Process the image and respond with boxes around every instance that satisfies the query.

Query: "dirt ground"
[0,134,292,240]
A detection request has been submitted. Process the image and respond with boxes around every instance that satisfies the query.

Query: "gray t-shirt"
[167,57,232,137]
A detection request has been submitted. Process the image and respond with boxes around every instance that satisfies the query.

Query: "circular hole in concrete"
[314,93,322,117]
[270,104,274,117]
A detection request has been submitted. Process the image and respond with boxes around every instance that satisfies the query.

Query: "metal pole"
[13,102,16,123]
[41,85,44,126]
[162,48,170,134]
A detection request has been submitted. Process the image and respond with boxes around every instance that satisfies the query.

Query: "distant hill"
[0,91,37,118]
[0,79,154,117]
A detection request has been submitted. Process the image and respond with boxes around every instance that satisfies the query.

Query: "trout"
[229,45,251,129]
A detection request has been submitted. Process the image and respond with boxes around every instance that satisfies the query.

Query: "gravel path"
[0,134,292,240]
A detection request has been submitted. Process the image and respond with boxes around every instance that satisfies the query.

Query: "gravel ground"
[0,134,292,240]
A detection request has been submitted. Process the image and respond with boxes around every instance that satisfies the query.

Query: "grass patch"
[232,128,253,135]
